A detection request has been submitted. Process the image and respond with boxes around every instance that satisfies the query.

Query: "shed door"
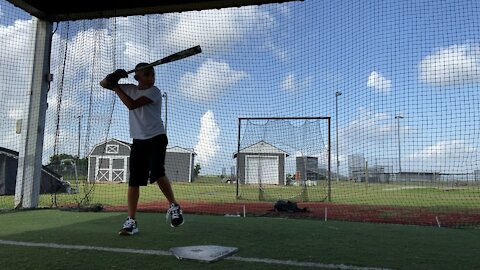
[96,158,110,181]
[95,158,126,182]
[245,156,279,185]
[112,158,126,182]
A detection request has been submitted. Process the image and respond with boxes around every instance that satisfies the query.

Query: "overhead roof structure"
[7,0,300,21]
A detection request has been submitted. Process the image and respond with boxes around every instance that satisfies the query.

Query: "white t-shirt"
[119,84,165,140]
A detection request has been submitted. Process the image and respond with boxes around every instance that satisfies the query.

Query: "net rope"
[0,0,479,227]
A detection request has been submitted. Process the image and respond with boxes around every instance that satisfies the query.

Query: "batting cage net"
[1,0,480,227]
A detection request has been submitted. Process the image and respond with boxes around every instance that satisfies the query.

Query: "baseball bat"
[127,45,202,74]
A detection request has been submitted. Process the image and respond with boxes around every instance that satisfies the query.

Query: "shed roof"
[167,146,196,155]
[0,146,62,180]
[88,138,195,156]
[234,140,289,158]
[88,138,131,157]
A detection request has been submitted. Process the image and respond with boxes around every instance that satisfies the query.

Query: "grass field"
[1,180,479,228]
[0,181,480,209]
[0,210,479,270]
[2,180,479,209]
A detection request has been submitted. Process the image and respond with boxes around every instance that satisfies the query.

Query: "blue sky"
[1,0,480,175]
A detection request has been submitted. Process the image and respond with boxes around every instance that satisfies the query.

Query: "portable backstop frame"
[236,117,332,202]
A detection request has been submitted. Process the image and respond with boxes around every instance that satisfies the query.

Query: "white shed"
[87,139,131,182]
[234,141,289,185]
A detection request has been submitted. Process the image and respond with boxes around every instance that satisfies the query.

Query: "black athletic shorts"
[129,134,168,186]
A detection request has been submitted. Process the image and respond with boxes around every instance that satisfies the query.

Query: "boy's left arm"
[100,69,153,110]
[113,86,153,110]
[100,69,128,90]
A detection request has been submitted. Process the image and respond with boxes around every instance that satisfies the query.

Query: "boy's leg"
[149,134,183,227]
[150,134,177,204]
[119,186,141,236]
[155,176,177,205]
[128,137,149,217]
[128,186,140,218]
[157,176,184,227]
[120,138,148,236]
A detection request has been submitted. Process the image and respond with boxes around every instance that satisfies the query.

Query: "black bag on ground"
[274,200,307,213]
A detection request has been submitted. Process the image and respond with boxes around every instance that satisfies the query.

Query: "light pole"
[395,115,404,176]
[77,115,81,159]
[335,91,342,182]
[162,92,168,134]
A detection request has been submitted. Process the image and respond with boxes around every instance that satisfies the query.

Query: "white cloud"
[0,20,113,160]
[111,8,281,65]
[408,140,477,173]
[194,111,220,166]
[42,133,57,156]
[419,43,480,87]
[114,15,166,66]
[340,107,391,141]
[0,19,34,151]
[40,25,122,163]
[335,108,419,174]
[410,140,476,160]
[2,14,257,163]
[282,73,295,92]
[162,6,275,53]
[124,40,150,66]
[281,73,314,93]
[339,107,415,150]
[179,59,247,102]
[276,5,291,17]
[60,27,115,84]
[109,7,284,73]
[265,39,288,61]
[367,71,392,93]
[48,27,116,111]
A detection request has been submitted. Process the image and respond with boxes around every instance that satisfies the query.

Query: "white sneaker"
[166,203,184,227]
[119,217,138,236]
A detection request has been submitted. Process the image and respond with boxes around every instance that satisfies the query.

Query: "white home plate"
[169,245,239,262]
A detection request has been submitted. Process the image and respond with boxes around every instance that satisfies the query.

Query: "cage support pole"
[328,117,332,202]
[15,18,53,208]
[236,119,241,199]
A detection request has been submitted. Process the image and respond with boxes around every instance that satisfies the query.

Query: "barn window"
[106,144,119,154]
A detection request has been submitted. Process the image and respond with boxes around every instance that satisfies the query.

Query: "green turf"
[0,210,479,270]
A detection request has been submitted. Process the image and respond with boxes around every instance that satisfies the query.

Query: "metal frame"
[236,116,332,201]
